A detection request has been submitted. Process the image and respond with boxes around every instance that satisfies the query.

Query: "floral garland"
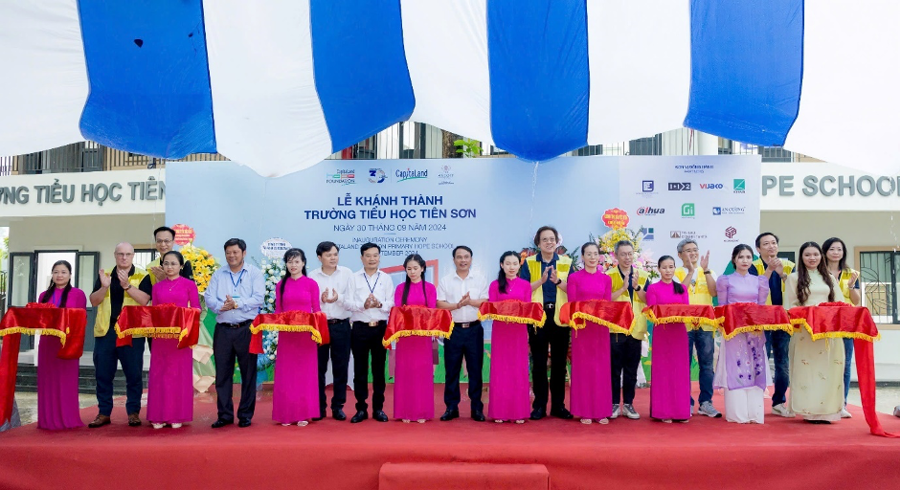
[180,245,219,293]
[255,258,286,372]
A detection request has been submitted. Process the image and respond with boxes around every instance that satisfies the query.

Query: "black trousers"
[213,323,257,422]
[610,333,642,404]
[93,327,144,416]
[318,319,352,412]
[443,321,484,412]
[351,321,387,412]
[528,305,570,412]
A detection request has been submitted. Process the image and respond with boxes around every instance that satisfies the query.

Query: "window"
[133,249,157,270]
[859,251,899,324]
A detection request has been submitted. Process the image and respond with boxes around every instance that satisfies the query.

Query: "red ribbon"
[789,303,895,437]
[383,305,454,348]
[0,303,87,427]
[115,304,201,349]
[642,304,718,328]
[714,303,792,340]
[249,310,330,354]
[477,300,546,327]
[559,300,635,333]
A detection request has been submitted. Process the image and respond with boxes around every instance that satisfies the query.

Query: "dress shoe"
[530,407,546,420]
[440,409,460,421]
[332,408,347,421]
[211,419,233,429]
[127,412,142,427]
[350,410,368,423]
[373,410,389,422]
[471,410,486,422]
[313,408,326,421]
[88,414,111,428]
[550,407,574,420]
[238,419,252,428]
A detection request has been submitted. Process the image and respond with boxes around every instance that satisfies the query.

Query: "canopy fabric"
[1,1,897,177]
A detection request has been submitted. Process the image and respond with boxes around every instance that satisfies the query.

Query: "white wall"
[8,214,165,268]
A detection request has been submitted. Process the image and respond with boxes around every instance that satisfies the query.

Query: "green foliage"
[453,138,481,158]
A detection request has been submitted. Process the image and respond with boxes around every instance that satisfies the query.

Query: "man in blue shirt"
[205,238,265,428]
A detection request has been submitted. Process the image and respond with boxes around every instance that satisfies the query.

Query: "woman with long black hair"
[37,260,87,430]
[487,251,533,423]
[822,236,860,419]
[392,254,438,423]
[272,248,322,427]
[785,242,845,423]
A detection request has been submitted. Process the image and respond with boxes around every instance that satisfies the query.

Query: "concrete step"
[15,364,148,395]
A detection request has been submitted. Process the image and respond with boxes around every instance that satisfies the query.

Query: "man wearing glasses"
[88,242,153,428]
[145,226,194,285]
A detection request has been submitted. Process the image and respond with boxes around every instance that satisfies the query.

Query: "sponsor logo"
[675,164,714,174]
[639,226,654,241]
[396,168,428,182]
[670,230,708,240]
[725,226,739,242]
[713,206,745,215]
[438,165,454,186]
[699,183,724,190]
[642,180,655,192]
[326,169,356,185]
[636,206,665,216]
[668,182,691,191]
[681,203,695,217]
[368,168,387,184]
[733,179,746,193]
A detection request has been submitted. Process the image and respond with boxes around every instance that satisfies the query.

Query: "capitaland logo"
[396,168,428,182]
[668,182,691,191]
[681,203,695,217]
[642,180,654,192]
[713,206,745,215]
[326,169,356,185]
[636,206,665,216]
[640,226,654,241]
[733,179,746,193]
[368,168,387,184]
[699,183,724,190]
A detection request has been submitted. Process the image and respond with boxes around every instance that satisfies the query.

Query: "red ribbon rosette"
[383,305,454,348]
[642,304,718,330]
[250,310,329,354]
[788,302,894,438]
[0,303,87,427]
[477,300,546,327]
[714,303,792,340]
[115,304,201,349]
[559,300,634,334]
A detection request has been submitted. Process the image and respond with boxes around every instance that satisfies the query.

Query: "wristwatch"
[124,284,132,291]
[703,270,713,275]
[635,285,643,292]
[553,278,562,286]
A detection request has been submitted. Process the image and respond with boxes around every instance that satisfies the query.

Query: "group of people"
[26,224,865,431]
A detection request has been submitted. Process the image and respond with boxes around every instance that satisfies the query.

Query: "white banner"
[618,155,761,272]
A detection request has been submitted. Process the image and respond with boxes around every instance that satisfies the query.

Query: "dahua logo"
[636,206,665,216]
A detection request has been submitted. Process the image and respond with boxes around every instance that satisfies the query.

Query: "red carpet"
[2,383,900,490]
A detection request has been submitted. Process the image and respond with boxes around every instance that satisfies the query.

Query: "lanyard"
[230,269,246,289]
[364,272,381,295]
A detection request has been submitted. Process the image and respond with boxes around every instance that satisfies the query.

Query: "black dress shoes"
[211,419,233,429]
[350,410,368,423]
[550,407,574,420]
[373,410,389,422]
[333,408,347,421]
[313,408,325,421]
[238,419,252,428]
[471,410,486,422]
[440,409,460,421]
[530,407,546,420]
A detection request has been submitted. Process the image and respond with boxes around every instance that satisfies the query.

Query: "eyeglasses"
[156,239,173,245]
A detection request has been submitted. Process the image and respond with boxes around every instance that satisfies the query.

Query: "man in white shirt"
[346,242,394,423]
[309,241,353,422]
[437,246,489,422]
